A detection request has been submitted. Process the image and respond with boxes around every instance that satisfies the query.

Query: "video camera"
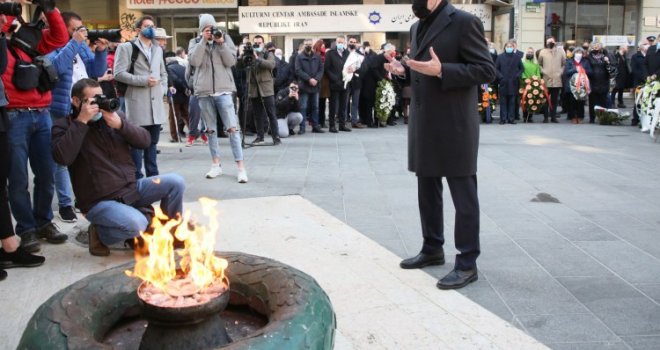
[242,42,256,66]
[0,2,21,17]
[92,94,120,112]
[87,29,123,43]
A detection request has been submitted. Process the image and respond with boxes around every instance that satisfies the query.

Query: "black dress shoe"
[312,126,325,133]
[329,127,338,133]
[339,125,351,132]
[437,268,478,290]
[400,252,445,269]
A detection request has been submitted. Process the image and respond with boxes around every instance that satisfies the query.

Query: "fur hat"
[199,14,217,33]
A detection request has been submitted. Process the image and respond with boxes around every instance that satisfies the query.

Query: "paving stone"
[574,241,660,284]
[517,314,619,343]
[621,336,660,350]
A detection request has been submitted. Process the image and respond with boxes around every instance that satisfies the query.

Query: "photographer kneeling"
[275,81,304,138]
[51,79,185,257]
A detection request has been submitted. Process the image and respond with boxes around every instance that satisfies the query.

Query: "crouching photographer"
[243,35,280,145]
[275,81,304,138]
[51,79,186,257]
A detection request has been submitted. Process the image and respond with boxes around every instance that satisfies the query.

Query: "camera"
[0,2,21,16]
[211,26,223,39]
[87,29,122,43]
[31,0,56,12]
[242,42,255,66]
[92,94,120,112]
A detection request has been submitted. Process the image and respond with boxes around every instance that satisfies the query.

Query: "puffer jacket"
[538,47,566,88]
[48,39,107,118]
[188,37,237,96]
[51,112,150,213]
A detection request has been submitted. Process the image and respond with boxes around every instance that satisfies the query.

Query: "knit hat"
[199,14,217,33]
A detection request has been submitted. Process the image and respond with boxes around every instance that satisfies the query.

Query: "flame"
[152,178,162,185]
[126,198,228,294]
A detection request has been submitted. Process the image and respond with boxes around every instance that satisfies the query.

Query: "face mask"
[304,46,312,53]
[582,46,589,51]
[275,53,282,60]
[254,45,263,53]
[574,54,582,62]
[526,54,534,60]
[489,48,496,54]
[337,44,345,51]
[141,26,155,40]
[547,42,555,49]
[348,44,356,50]
[365,47,370,53]
[505,47,513,54]
[567,52,573,58]
[412,0,432,19]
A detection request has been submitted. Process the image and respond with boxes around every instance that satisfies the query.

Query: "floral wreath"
[375,79,396,123]
[520,75,548,113]
[478,84,497,118]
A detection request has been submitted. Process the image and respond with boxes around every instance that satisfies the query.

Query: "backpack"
[115,42,141,96]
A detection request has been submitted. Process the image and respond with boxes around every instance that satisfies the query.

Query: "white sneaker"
[237,169,248,183]
[206,165,223,179]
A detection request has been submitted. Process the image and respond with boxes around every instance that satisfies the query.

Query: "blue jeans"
[346,83,361,124]
[50,112,74,208]
[188,95,203,138]
[198,94,243,162]
[131,124,160,180]
[299,91,320,130]
[85,174,185,245]
[6,109,55,235]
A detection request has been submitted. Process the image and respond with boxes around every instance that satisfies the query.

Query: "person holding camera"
[114,15,168,180]
[48,11,108,223]
[275,81,304,138]
[189,14,247,182]
[2,0,69,253]
[295,38,324,134]
[245,35,280,145]
[51,79,186,256]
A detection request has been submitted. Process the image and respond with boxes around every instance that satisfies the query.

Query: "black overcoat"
[408,4,496,177]
[495,52,523,96]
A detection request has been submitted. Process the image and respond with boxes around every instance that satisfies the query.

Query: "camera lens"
[0,2,22,17]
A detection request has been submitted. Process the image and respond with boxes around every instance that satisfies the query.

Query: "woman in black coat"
[611,47,630,108]
[586,43,611,123]
[563,48,592,123]
[495,42,524,124]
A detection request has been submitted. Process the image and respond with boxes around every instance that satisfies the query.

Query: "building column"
[362,0,386,48]
[517,1,545,53]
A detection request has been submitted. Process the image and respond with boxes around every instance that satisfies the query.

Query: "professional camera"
[31,0,56,12]
[87,29,122,43]
[242,42,255,66]
[92,94,120,112]
[0,2,21,16]
[211,26,223,39]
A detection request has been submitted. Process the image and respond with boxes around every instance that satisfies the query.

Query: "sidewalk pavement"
[2,115,660,349]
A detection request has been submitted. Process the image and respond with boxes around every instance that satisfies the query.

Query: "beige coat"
[538,48,566,88]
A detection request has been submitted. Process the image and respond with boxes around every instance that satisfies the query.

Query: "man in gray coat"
[189,14,247,183]
[386,0,496,290]
[114,15,168,179]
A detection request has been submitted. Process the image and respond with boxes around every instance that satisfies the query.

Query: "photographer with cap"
[51,78,185,257]
[48,11,108,224]
[2,0,70,253]
[244,35,280,145]
[189,14,247,183]
[114,15,168,180]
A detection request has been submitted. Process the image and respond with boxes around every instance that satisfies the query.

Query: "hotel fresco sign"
[127,0,237,10]
[239,5,492,34]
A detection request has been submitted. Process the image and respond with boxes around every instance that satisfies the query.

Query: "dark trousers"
[329,89,348,128]
[545,87,561,119]
[359,95,375,126]
[500,95,515,123]
[566,94,586,120]
[514,93,520,120]
[319,97,328,126]
[610,88,625,106]
[418,175,480,271]
[251,95,279,139]
[0,127,14,240]
[131,125,160,180]
[589,92,608,122]
[168,100,190,141]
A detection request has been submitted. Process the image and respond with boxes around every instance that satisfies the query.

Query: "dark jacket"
[645,45,660,78]
[563,58,592,94]
[247,50,276,98]
[275,86,300,118]
[324,48,349,91]
[51,113,151,213]
[274,56,291,93]
[295,51,324,94]
[408,3,496,177]
[586,53,611,94]
[495,52,523,95]
[631,52,648,86]
[614,51,630,89]
[0,35,7,133]
[360,53,389,99]
[166,60,189,105]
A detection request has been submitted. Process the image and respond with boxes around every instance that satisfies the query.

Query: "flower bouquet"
[594,106,629,125]
[375,79,396,124]
[478,84,497,122]
[569,68,590,101]
[520,75,548,115]
[636,76,660,137]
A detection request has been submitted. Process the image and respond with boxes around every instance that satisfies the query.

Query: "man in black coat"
[324,37,351,133]
[611,46,630,108]
[511,39,525,120]
[295,39,324,134]
[386,0,496,290]
[644,35,660,77]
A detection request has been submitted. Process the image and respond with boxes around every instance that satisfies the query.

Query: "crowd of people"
[489,35,655,125]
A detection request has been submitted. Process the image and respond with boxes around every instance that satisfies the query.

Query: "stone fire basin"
[17,252,336,349]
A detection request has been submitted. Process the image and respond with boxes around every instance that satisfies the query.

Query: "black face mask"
[304,46,312,53]
[526,54,534,60]
[547,42,556,49]
[348,44,356,50]
[412,0,432,19]
[582,46,589,51]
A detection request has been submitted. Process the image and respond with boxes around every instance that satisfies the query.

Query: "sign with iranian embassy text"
[127,0,237,10]
[239,5,492,34]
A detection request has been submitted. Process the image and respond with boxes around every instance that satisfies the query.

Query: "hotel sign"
[239,5,492,34]
[127,0,237,10]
